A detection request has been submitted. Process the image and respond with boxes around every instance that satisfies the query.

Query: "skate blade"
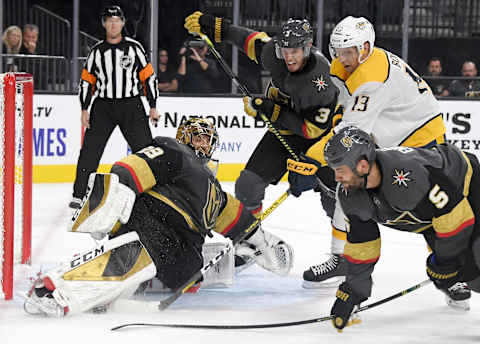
[445,296,470,311]
[21,293,48,317]
[302,276,345,289]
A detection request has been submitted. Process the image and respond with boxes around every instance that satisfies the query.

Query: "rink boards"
[31,94,480,182]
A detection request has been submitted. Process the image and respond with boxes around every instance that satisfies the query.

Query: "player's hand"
[243,96,282,123]
[330,282,366,332]
[81,110,90,129]
[185,11,227,42]
[426,253,461,290]
[286,155,321,197]
[184,11,205,35]
[149,108,159,127]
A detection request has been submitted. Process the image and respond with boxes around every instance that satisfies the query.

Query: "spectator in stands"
[158,49,178,92]
[177,39,220,93]
[424,57,447,96]
[19,24,41,55]
[2,25,22,71]
[442,60,480,97]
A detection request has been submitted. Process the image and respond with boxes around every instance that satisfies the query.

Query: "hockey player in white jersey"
[296,16,449,289]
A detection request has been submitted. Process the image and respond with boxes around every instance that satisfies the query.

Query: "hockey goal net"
[0,73,33,300]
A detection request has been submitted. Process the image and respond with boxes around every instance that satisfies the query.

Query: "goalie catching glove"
[235,227,294,276]
[286,155,322,197]
[243,96,282,123]
[67,173,136,239]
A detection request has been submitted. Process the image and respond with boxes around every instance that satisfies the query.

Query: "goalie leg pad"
[24,232,156,316]
[68,173,136,237]
[236,227,294,276]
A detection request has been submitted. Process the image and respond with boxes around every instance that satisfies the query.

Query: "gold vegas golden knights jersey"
[109,136,255,241]
[307,48,446,165]
[338,144,480,298]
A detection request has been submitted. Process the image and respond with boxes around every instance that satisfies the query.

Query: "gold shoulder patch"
[330,48,390,95]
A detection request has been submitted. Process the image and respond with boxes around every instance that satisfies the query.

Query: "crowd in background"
[2,0,480,97]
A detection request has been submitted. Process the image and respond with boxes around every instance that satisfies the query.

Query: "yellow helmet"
[176,117,219,159]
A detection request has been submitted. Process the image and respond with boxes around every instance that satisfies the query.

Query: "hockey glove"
[286,155,321,197]
[235,227,294,276]
[426,253,461,290]
[330,282,367,332]
[184,11,228,43]
[243,96,282,123]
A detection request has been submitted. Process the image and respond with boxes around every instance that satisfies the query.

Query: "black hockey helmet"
[324,126,376,172]
[176,117,219,159]
[275,18,313,59]
[101,5,125,24]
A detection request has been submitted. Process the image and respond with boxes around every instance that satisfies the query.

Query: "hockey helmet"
[101,5,125,24]
[329,16,375,64]
[275,18,313,59]
[324,126,376,172]
[176,117,219,159]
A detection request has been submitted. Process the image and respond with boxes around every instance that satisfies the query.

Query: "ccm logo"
[287,161,317,175]
[70,246,105,268]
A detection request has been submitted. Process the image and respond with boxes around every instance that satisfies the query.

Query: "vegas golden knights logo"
[203,180,223,230]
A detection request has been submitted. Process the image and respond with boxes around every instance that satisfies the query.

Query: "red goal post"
[0,73,33,300]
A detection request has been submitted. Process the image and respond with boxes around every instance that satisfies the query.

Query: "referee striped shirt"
[79,37,158,110]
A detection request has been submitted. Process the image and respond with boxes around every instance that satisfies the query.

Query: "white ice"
[2,182,480,344]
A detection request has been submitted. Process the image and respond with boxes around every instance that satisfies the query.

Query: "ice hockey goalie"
[23,118,294,317]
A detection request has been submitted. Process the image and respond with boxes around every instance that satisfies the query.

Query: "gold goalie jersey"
[110,136,253,240]
[307,48,446,164]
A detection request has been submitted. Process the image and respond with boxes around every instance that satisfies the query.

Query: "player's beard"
[342,174,365,191]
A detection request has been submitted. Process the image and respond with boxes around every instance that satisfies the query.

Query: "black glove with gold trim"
[330,282,367,332]
[243,96,282,123]
[184,11,229,43]
[286,154,321,197]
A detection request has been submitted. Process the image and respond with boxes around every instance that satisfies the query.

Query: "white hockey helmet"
[329,16,375,64]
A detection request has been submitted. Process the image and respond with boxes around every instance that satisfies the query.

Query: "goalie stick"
[199,33,335,199]
[157,190,290,311]
[111,279,431,331]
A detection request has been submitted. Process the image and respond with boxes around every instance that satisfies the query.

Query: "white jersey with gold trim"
[330,47,444,148]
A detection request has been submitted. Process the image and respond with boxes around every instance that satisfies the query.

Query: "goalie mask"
[324,126,376,173]
[275,18,313,59]
[329,16,375,64]
[176,118,219,159]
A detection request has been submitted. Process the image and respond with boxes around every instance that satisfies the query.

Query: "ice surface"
[1,183,479,344]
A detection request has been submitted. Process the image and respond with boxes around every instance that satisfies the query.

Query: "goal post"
[0,72,33,300]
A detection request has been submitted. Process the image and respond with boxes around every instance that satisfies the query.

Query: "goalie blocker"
[26,121,293,316]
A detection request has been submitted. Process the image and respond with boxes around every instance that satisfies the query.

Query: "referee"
[70,5,159,209]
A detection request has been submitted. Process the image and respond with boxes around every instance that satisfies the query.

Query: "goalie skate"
[302,254,346,288]
[443,282,471,311]
[23,278,67,317]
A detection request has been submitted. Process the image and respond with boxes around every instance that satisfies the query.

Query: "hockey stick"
[112,279,431,330]
[199,34,335,199]
[157,190,290,311]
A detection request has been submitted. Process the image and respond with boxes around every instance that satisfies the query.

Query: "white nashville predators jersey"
[330,47,445,148]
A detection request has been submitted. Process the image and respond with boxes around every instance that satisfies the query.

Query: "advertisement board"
[31,95,480,182]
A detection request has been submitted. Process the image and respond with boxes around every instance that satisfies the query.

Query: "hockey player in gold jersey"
[23,118,293,317]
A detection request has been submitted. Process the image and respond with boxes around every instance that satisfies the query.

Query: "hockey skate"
[23,278,66,317]
[442,282,471,311]
[303,254,346,288]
